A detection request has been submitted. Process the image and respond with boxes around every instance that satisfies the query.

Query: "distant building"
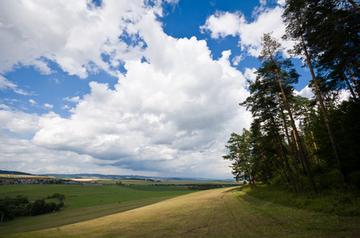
[0,177,63,185]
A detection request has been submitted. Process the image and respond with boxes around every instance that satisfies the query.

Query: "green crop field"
[4,186,360,238]
[0,184,194,236]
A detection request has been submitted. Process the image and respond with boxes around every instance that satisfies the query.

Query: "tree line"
[223,0,360,192]
[0,193,65,222]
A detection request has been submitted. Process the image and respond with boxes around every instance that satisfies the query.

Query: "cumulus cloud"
[201,4,293,57]
[200,11,244,39]
[29,99,37,105]
[0,135,153,175]
[0,1,252,178]
[0,0,157,78]
[243,68,257,83]
[295,85,315,99]
[43,103,54,110]
[30,12,251,178]
[0,108,39,134]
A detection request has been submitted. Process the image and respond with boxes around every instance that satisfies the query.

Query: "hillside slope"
[11,187,360,238]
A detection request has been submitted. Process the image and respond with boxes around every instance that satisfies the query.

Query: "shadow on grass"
[230,184,360,217]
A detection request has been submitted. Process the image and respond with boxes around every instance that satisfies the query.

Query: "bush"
[30,199,46,216]
[47,193,65,202]
[30,199,64,216]
[0,194,65,222]
[0,196,30,222]
[188,184,227,190]
[56,201,64,210]
[316,170,344,190]
[349,171,360,188]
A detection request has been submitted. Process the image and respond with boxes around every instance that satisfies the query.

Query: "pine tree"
[283,0,347,182]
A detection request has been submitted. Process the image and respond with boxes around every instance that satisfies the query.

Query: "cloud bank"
[0,0,251,178]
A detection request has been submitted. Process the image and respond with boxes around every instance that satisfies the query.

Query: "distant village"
[0,173,163,186]
[0,176,91,185]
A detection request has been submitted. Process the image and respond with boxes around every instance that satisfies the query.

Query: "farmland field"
[0,184,194,236]
[4,186,360,238]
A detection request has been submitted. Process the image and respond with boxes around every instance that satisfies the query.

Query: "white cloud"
[30,11,251,178]
[277,0,286,6]
[0,75,29,95]
[64,96,81,103]
[0,0,158,78]
[29,99,37,105]
[0,1,252,178]
[337,90,350,103]
[201,5,294,57]
[200,11,244,39]
[0,108,39,134]
[232,55,243,66]
[62,104,71,110]
[295,85,350,106]
[0,135,154,176]
[43,103,54,110]
[244,68,257,83]
[295,85,315,99]
[0,104,11,110]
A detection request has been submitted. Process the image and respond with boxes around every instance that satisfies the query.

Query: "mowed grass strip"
[0,184,193,235]
[10,186,360,238]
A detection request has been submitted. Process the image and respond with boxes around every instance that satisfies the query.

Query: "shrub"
[0,194,65,222]
[30,199,46,216]
[47,193,65,202]
[316,170,343,190]
[349,171,360,188]
[0,196,30,222]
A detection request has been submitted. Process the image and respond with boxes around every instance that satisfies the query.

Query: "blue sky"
[0,0,312,178]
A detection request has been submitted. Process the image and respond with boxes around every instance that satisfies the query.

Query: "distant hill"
[42,173,233,182]
[43,173,154,180]
[0,170,32,175]
[0,170,232,182]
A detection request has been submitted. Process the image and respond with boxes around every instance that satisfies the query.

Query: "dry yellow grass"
[9,187,360,238]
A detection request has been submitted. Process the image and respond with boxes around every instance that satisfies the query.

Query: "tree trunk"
[268,109,298,191]
[349,68,360,98]
[344,77,357,100]
[273,65,317,192]
[279,102,303,176]
[291,129,306,173]
[309,130,320,165]
[300,36,346,182]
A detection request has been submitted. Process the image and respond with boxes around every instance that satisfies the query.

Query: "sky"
[0,0,313,179]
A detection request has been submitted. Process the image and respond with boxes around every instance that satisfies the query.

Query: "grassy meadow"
[3,185,359,238]
[0,183,194,235]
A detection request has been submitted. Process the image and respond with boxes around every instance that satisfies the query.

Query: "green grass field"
[4,186,360,238]
[0,184,193,235]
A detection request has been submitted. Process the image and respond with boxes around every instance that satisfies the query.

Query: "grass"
[0,184,193,235]
[244,184,360,216]
[7,186,360,238]
[115,179,237,185]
